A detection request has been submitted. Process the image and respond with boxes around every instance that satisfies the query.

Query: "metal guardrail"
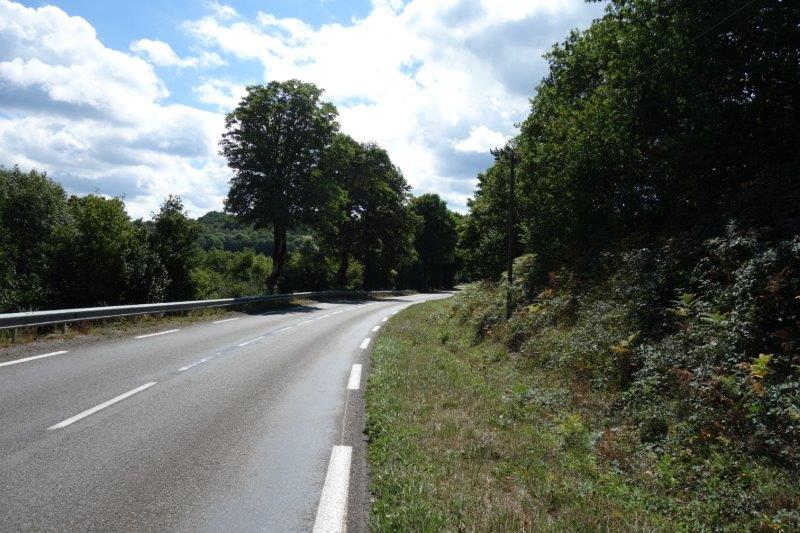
[0,290,408,330]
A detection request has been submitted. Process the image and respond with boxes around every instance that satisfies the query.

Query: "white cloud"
[0,0,604,216]
[194,79,246,111]
[454,125,508,153]
[184,0,604,210]
[130,38,225,68]
[0,0,229,217]
[208,1,238,21]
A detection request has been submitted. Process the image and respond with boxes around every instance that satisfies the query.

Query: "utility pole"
[505,147,517,320]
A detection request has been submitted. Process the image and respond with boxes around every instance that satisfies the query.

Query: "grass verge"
[365,295,798,531]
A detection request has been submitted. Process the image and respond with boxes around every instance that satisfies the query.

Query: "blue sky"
[0,0,605,217]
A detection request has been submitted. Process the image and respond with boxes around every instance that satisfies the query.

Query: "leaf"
[750,353,773,380]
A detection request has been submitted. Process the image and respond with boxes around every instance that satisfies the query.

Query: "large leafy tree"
[50,195,167,307]
[150,195,199,301]
[321,133,415,289]
[221,80,340,292]
[407,194,458,290]
[0,166,67,311]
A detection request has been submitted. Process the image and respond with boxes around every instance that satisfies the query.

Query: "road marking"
[371,325,380,332]
[360,338,370,350]
[381,316,389,322]
[238,336,264,347]
[178,357,212,372]
[48,382,157,430]
[0,350,68,368]
[274,326,293,333]
[319,314,332,319]
[313,445,353,533]
[298,320,312,325]
[347,364,362,390]
[135,329,179,339]
[213,317,240,324]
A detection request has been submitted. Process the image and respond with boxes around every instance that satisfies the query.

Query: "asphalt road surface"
[0,293,450,531]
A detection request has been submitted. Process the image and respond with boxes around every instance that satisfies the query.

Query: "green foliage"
[191,249,273,298]
[0,166,67,310]
[51,195,167,306]
[222,80,340,291]
[196,211,275,255]
[277,236,335,292]
[150,195,200,301]
[451,280,800,529]
[319,133,417,290]
[460,0,799,277]
[401,194,459,290]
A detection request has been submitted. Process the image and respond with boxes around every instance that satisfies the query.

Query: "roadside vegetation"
[367,287,799,531]
[370,0,799,530]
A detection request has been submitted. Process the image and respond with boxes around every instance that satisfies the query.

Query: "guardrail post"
[11,328,16,343]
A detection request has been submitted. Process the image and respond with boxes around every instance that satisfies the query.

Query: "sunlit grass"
[365,298,668,531]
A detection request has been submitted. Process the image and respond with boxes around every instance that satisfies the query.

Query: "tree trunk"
[267,222,287,293]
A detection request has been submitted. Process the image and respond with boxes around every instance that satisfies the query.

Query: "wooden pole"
[506,148,517,319]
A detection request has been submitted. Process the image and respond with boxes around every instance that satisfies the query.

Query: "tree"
[0,166,67,311]
[221,80,340,292]
[150,196,199,301]
[321,135,416,289]
[49,195,167,307]
[407,194,458,290]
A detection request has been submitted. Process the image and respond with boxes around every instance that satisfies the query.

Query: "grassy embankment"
[366,286,799,531]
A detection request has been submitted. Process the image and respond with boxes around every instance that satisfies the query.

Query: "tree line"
[460,0,798,280]
[0,85,461,312]
[457,0,799,474]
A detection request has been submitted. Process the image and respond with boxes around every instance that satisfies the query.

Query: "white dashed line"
[274,326,293,333]
[312,445,353,533]
[135,329,179,339]
[237,336,264,347]
[347,364,362,390]
[0,350,68,368]
[178,357,212,372]
[360,338,370,350]
[371,325,380,332]
[298,320,312,326]
[48,382,157,430]
[381,317,389,322]
[212,317,240,324]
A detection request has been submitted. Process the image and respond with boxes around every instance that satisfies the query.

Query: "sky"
[0,0,605,218]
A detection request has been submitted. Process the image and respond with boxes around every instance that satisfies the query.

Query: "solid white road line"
[274,326,293,333]
[312,445,353,533]
[237,336,264,347]
[298,320,312,325]
[48,382,157,430]
[135,329,179,339]
[212,317,240,324]
[0,350,68,368]
[347,364,362,390]
[371,325,380,332]
[360,338,370,350]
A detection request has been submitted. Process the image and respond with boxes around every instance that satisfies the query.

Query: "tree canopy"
[222,80,340,292]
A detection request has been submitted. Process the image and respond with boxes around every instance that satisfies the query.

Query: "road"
[0,293,449,531]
